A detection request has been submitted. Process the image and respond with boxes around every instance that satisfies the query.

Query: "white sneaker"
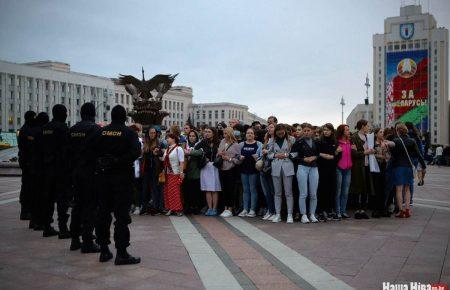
[133,208,140,215]
[286,214,293,224]
[246,210,256,217]
[222,210,232,218]
[238,210,248,217]
[309,214,318,223]
[262,212,272,220]
[272,214,281,223]
[301,214,310,224]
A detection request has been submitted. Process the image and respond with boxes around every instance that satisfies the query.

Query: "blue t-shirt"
[241,142,259,174]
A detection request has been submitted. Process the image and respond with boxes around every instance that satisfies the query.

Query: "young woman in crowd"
[350,119,375,219]
[162,133,185,216]
[292,123,320,223]
[217,127,240,218]
[260,123,276,220]
[316,123,337,221]
[390,122,426,218]
[195,127,221,216]
[267,124,296,223]
[140,127,163,215]
[406,122,425,191]
[238,128,262,217]
[371,128,391,218]
[335,124,352,220]
[183,130,203,215]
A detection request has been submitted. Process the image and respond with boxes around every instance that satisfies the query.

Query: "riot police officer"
[41,104,71,238]
[28,112,49,231]
[18,110,36,221]
[88,105,141,265]
[69,103,101,253]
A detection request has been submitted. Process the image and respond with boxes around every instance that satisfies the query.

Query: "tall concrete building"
[373,4,449,145]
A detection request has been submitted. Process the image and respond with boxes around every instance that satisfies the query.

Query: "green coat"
[349,133,373,196]
[185,148,202,180]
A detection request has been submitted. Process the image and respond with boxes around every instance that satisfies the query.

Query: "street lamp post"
[340,96,345,124]
[364,73,371,121]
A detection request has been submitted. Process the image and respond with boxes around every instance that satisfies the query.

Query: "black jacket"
[317,137,337,169]
[69,120,101,174]
[41,120,70,176]
[17,122,34,169]
[291,137,320,167]
[87,122,141,175]
[195,139,218,162]
[391,134,426,169]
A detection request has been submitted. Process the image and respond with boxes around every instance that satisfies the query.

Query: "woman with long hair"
[183,130,203,215]
[260,123,276,220]
[292,123,320,223]
[350,119,375,219]
[238,128,262,217]
[141,127,163,215]
[162,133,185,216]
[335,124,352,220]
[217,127,240,217]
[390,123,426,218]
[267,124,296,223]
[316,123,337,222]
[371,128,391,218]
[195,127,221,216]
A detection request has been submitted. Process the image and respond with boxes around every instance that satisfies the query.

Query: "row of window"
[195,109,243,120]
[164,100,184,111]
[115,93,131,105]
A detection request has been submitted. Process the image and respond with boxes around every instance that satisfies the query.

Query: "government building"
[0,60,265,132]
[372,4,449,145]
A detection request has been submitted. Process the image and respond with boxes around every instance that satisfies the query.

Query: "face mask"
[233,130,241,137]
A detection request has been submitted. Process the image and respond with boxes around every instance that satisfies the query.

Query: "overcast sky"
[0,0,449,126]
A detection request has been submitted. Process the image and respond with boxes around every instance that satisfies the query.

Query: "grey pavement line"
[414,198,450,205]
[169,216,243,290]
[0,190,20,197]
[188,217,258,290]
[414,203,450,211]
[0,197,19,205]
[224,217,355,290]
[217,217,314,290]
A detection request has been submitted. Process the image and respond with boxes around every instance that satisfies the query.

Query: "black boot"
[20,211,31,221]
[33,224,44,231]
[70,237,81,251]
[114,249,141,266]
[81,242,101,254]
[99,245,113,262]
[29,220,35,229]
[58,225,71,239]
[43,226,59,237]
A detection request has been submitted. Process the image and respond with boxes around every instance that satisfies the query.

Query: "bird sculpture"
[118,68,178,101]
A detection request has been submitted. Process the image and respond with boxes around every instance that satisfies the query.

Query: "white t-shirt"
[436,146,443,156]
[163,145,185,174]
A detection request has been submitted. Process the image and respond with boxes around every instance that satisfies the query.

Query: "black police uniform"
[28,113,49,230]
[41,106,71,238]
[88,105,141,265]
[17,111,36,221]
[68,106,101,252]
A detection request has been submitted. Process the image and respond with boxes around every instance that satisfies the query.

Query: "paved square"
[0,166,449,290]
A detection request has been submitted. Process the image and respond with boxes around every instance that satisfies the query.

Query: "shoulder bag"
[399,137,418,179]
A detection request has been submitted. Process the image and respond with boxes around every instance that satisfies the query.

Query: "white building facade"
[0,60,114,131]
[190,102,248,128]
[373,4,449,145]
[346,104,374,132]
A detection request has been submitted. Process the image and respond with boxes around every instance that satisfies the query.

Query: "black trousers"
[317,165,336,213]
[43,172,71,229]
[357,166,373,210]
[19,166,33,216]
[95,173,133,250]
[70,170,97,243]
[371,162,386,212]
[30,168,45,225]
[183,178,202,212]
[219,168,238,208]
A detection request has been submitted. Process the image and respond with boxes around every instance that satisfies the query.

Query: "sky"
[0,0,449,126]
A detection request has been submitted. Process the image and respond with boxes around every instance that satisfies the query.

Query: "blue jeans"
[241,173,259,212]
[297,165,319,215]
[260,172,275,214]
[142,168,163,211]
[335,167,351,214]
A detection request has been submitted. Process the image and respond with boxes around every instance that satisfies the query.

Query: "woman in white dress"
[195,127,221,216]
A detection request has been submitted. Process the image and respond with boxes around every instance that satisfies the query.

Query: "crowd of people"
[16,103,428,266]
[131,115,427,223]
